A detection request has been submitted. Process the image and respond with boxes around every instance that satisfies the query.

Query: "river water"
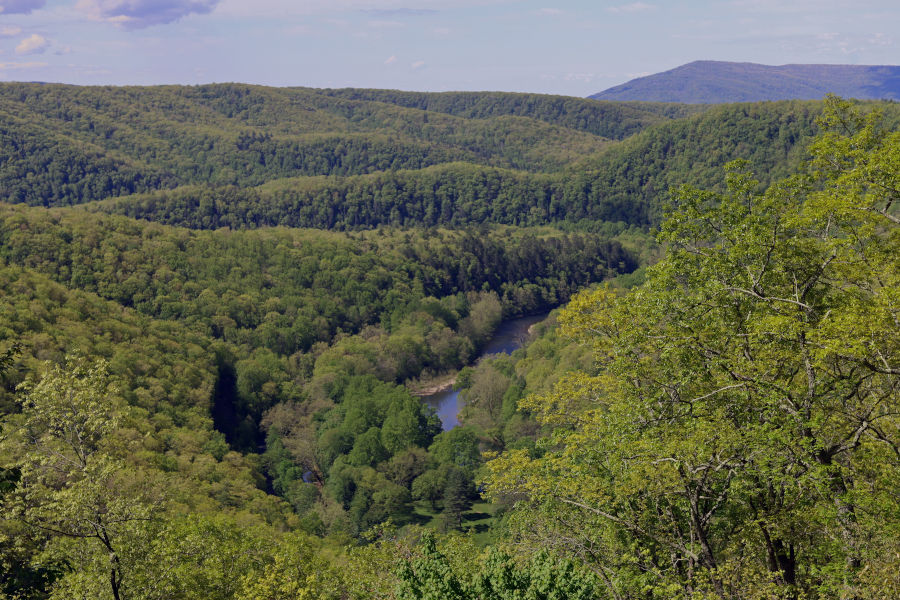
[421,312,549,430]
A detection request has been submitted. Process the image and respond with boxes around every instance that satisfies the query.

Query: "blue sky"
[0,0,897,96]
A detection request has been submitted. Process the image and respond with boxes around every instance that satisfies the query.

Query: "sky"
[0,0,897,96]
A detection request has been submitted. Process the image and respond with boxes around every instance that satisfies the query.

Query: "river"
[421,312,549,430]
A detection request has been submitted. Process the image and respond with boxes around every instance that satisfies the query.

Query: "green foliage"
[446,311,595,456]
[396,534,468,600]
[469,549,597,600]
[316,87,690,139]
[42,513,342,600]
[0,204,634,454]
[574,100,831,224]
[486,97,900,599]
[0,269,302,595]
[5,83,888,235]
[87,99,898,234]
[89,164,640,230]
[0,207,634,351]
[7,83,896,600]
[0,264,219,437]
[0,343,19,380]
[441,466,476,530]
[396,533,598,600]
[411,469,446,510]
[293,375,440,533]
[0,83,619,208]
[0,359,340,599]
[0,358,161,600]
[429,427,482,474]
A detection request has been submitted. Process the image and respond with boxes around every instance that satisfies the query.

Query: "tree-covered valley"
[0,86,897,600]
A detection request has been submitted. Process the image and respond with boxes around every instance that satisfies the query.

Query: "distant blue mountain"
[590,61,900,103]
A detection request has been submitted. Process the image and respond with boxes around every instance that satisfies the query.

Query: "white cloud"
[411,59,425,69]
[607,2,653,14]
[0,0,46,15]
[15,33,49,55]
[384,54,397,64]
[75,0,220,29]
[1,26,23,37]
[536,7,562,15]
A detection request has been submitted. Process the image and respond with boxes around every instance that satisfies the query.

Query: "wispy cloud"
[363,8,438,17]
[536,8,562,15]
[367,19,404,28]
[672,27,896,59]
[75,0,220,29]
[0,0,46,15]
[867,32,892,47]
[607,2,654,14]
[15,33,49,55]
[823,32,894,56]
[564,72,596,83]
[214,0,495,19]
[0,60,47,69]
[384,54,397,65]
[411,59,425,69]
[728,0,854,14]
[0,26,23,37]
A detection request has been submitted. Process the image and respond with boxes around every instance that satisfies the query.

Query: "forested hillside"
[85,101,897,232]
[312,88,705,138]
[1,86,897,599]
[10,83,898,231]
[0,83,618,206]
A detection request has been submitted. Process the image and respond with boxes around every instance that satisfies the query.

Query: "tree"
[0,341,60,600]
[459,362,512,437]
[396,534,468,600]
[0,342,19,379]
[0,358,165,600]
[240,531,342,600]
[429,427,482,474]
[396,533,597,600]
[441,466,475,530]
[412,469,445,511]
[485,97,900,599]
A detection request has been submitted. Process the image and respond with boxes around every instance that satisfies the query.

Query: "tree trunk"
[110,552,122,600]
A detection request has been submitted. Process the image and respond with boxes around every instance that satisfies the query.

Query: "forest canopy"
[485,96,900,599]
[0,87,897,600]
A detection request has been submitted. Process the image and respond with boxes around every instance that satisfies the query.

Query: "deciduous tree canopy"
[486,96,900,599]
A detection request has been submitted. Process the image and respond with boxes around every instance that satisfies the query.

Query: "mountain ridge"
[590,60,900,103]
